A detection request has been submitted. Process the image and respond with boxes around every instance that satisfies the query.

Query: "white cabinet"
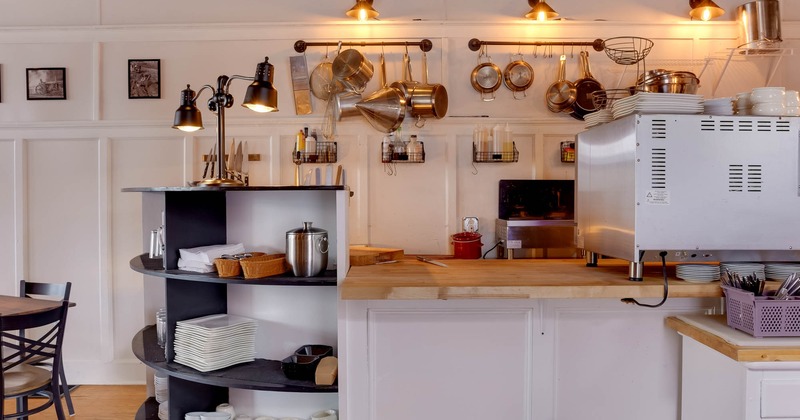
[342,297,719,420]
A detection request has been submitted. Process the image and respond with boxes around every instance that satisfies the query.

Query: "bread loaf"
[315,356,338,386]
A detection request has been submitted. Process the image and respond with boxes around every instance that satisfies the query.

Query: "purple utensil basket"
[722,286,800,338]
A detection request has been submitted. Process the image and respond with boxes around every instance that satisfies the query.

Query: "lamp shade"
[346,0,379,21]
[172,84,203,132]
[525,0,558,21]
[690,0,724,21]
[242,57,279,113]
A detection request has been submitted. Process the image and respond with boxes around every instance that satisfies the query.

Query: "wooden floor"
[3,385,146,419]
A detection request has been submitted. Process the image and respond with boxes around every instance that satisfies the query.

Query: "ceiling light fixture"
[525,0,559,22]
[172,57,278,187]
[689,0,725,21]
[346,0,379,21]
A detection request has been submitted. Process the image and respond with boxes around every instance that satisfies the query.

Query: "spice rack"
[292,141,337,164]
[473,142,518,163]
[382,141,425,164]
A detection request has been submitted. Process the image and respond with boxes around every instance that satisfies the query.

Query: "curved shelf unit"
[132,326,337,393]
[135,397,159,420]
[130,255,337,286]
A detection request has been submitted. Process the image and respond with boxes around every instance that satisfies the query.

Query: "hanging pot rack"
[468,38,605,53]
[294,39,433,53]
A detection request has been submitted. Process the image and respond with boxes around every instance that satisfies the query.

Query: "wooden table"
[0,295,66,321]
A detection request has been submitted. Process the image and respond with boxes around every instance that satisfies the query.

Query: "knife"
[416,256,448,267]
[241,141,249,186]
[234,141,244,181]
[202,145,213,179]
[226,138,236,177]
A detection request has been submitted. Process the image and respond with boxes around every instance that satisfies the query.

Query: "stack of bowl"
[734,92,752,115]
[703,97,734,115]
[785,90,800,116]
[750,87,786,116]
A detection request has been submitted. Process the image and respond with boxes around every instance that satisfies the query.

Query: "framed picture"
[128,59,161,99]
[26,67,66,100]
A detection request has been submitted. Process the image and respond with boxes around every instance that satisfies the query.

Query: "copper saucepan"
[545,54,577,113]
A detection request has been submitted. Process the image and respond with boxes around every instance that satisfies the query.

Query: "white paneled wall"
[0,9,798,383]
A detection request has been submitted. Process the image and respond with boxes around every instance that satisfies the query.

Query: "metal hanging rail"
[294,39,433,53]
[468,38,605,52]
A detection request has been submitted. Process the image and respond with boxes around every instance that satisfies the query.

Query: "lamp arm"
[224,75,256,91]
[191,84,216,103]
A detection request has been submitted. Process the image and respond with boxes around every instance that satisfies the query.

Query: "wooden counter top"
[342,258,732,300]
[666,315,800,362]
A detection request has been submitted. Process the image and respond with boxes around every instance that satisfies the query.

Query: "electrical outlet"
[462,217,479,232]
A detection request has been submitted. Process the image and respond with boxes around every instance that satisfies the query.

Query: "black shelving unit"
[133,326,337,393]
[134,397,160,420]
[126,186,343,419]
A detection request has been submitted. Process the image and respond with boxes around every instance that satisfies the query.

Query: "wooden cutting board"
[349,246,405,266]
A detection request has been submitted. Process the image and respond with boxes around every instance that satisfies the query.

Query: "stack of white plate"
[675,264,720,283]
[703,97,733,115]
[174,314,258,372]
[734,92,751,115]
[154,372,169,403]
[720,262,766,281]
[764,263,800,280]
[611,92,704,120]
[158,401,169,420]
[584,109,613,129]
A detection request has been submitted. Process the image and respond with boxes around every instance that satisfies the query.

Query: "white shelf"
[699,47,794,96]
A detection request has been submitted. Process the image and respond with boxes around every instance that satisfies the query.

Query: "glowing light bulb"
[176,125,202,132]
[701,8,711,21]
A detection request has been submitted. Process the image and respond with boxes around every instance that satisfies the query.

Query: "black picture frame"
[128,59,161,99]
[26,67,66,100]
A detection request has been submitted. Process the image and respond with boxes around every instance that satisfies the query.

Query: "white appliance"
[576,114,800,279]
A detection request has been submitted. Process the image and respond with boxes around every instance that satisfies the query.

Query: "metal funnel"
[355,86,407,133]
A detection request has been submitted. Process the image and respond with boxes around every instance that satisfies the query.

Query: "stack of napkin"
[177,243,245,273]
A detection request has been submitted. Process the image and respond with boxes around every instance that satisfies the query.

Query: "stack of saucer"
[764,263,800,280]
[174,314,258,372]
[154,372,168,403]
[734,92,751,115]
[785,90,800,116]
[584,109,613,129]
[158,401,169,420]
[720,262,766,280]
[675,264,720,283]
[703,97,733,115]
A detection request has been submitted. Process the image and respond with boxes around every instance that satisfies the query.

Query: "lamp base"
[197,177,245,187]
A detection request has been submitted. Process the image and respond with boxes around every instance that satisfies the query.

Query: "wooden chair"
[1,301,70,420]
[17,281,74,416]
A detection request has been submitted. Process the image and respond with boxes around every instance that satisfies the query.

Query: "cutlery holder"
[723,286,800,337]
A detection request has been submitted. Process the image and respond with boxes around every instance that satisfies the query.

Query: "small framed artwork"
[128,59,161,99]
[26,67,66,100]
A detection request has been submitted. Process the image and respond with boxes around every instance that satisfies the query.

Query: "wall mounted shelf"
[698,47,794,96]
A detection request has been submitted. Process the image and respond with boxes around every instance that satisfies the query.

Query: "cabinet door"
[355,302,533,420]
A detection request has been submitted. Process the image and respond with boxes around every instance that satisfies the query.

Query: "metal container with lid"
[737,0,782,49]
[286,222,329,277]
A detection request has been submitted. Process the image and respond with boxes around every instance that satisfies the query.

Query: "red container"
[452,232,483,259]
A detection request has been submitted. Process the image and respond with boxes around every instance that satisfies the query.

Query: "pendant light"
[346,0,379,21]
[525,0,559,21]
[689,0,725,21]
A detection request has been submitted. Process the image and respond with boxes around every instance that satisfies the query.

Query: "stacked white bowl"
[734,91,751,115]
[785,90,800,116]
[750,87,785,116]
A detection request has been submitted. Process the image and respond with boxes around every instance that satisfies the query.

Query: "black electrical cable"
[482,241,503,259]
[621,251,669,308]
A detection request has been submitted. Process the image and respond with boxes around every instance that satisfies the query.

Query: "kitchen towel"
[179,243,246,264]
[177,258,216,273]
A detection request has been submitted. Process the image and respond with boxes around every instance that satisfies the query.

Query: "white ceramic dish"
[750,87,785,104]
[752,102,785,116]
[785,90,800,107]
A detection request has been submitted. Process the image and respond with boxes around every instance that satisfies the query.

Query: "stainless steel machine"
[496,180,577,259]
[577,114,800,280]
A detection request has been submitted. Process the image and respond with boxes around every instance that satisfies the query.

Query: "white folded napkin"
[178,243,246,265]
[177,258,216,273]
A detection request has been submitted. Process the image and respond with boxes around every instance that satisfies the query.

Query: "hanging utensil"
[357,48,406,133]
[407,51,448,123]
[202,145,213,179]
[310,50,345,101]
[289,55,313,115]
[332,49,374,93]
[503,53,534,99]
[471,46,502,102]
[571,51,604,120]
[545,54,577,113]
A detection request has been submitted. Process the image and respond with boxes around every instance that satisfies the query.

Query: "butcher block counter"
[341,257,727,300]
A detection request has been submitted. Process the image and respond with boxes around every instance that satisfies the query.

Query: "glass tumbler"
[156,308,167,348]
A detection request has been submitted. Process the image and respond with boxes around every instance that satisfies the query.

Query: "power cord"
[621,251,669,308]
[482,241,503,259]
